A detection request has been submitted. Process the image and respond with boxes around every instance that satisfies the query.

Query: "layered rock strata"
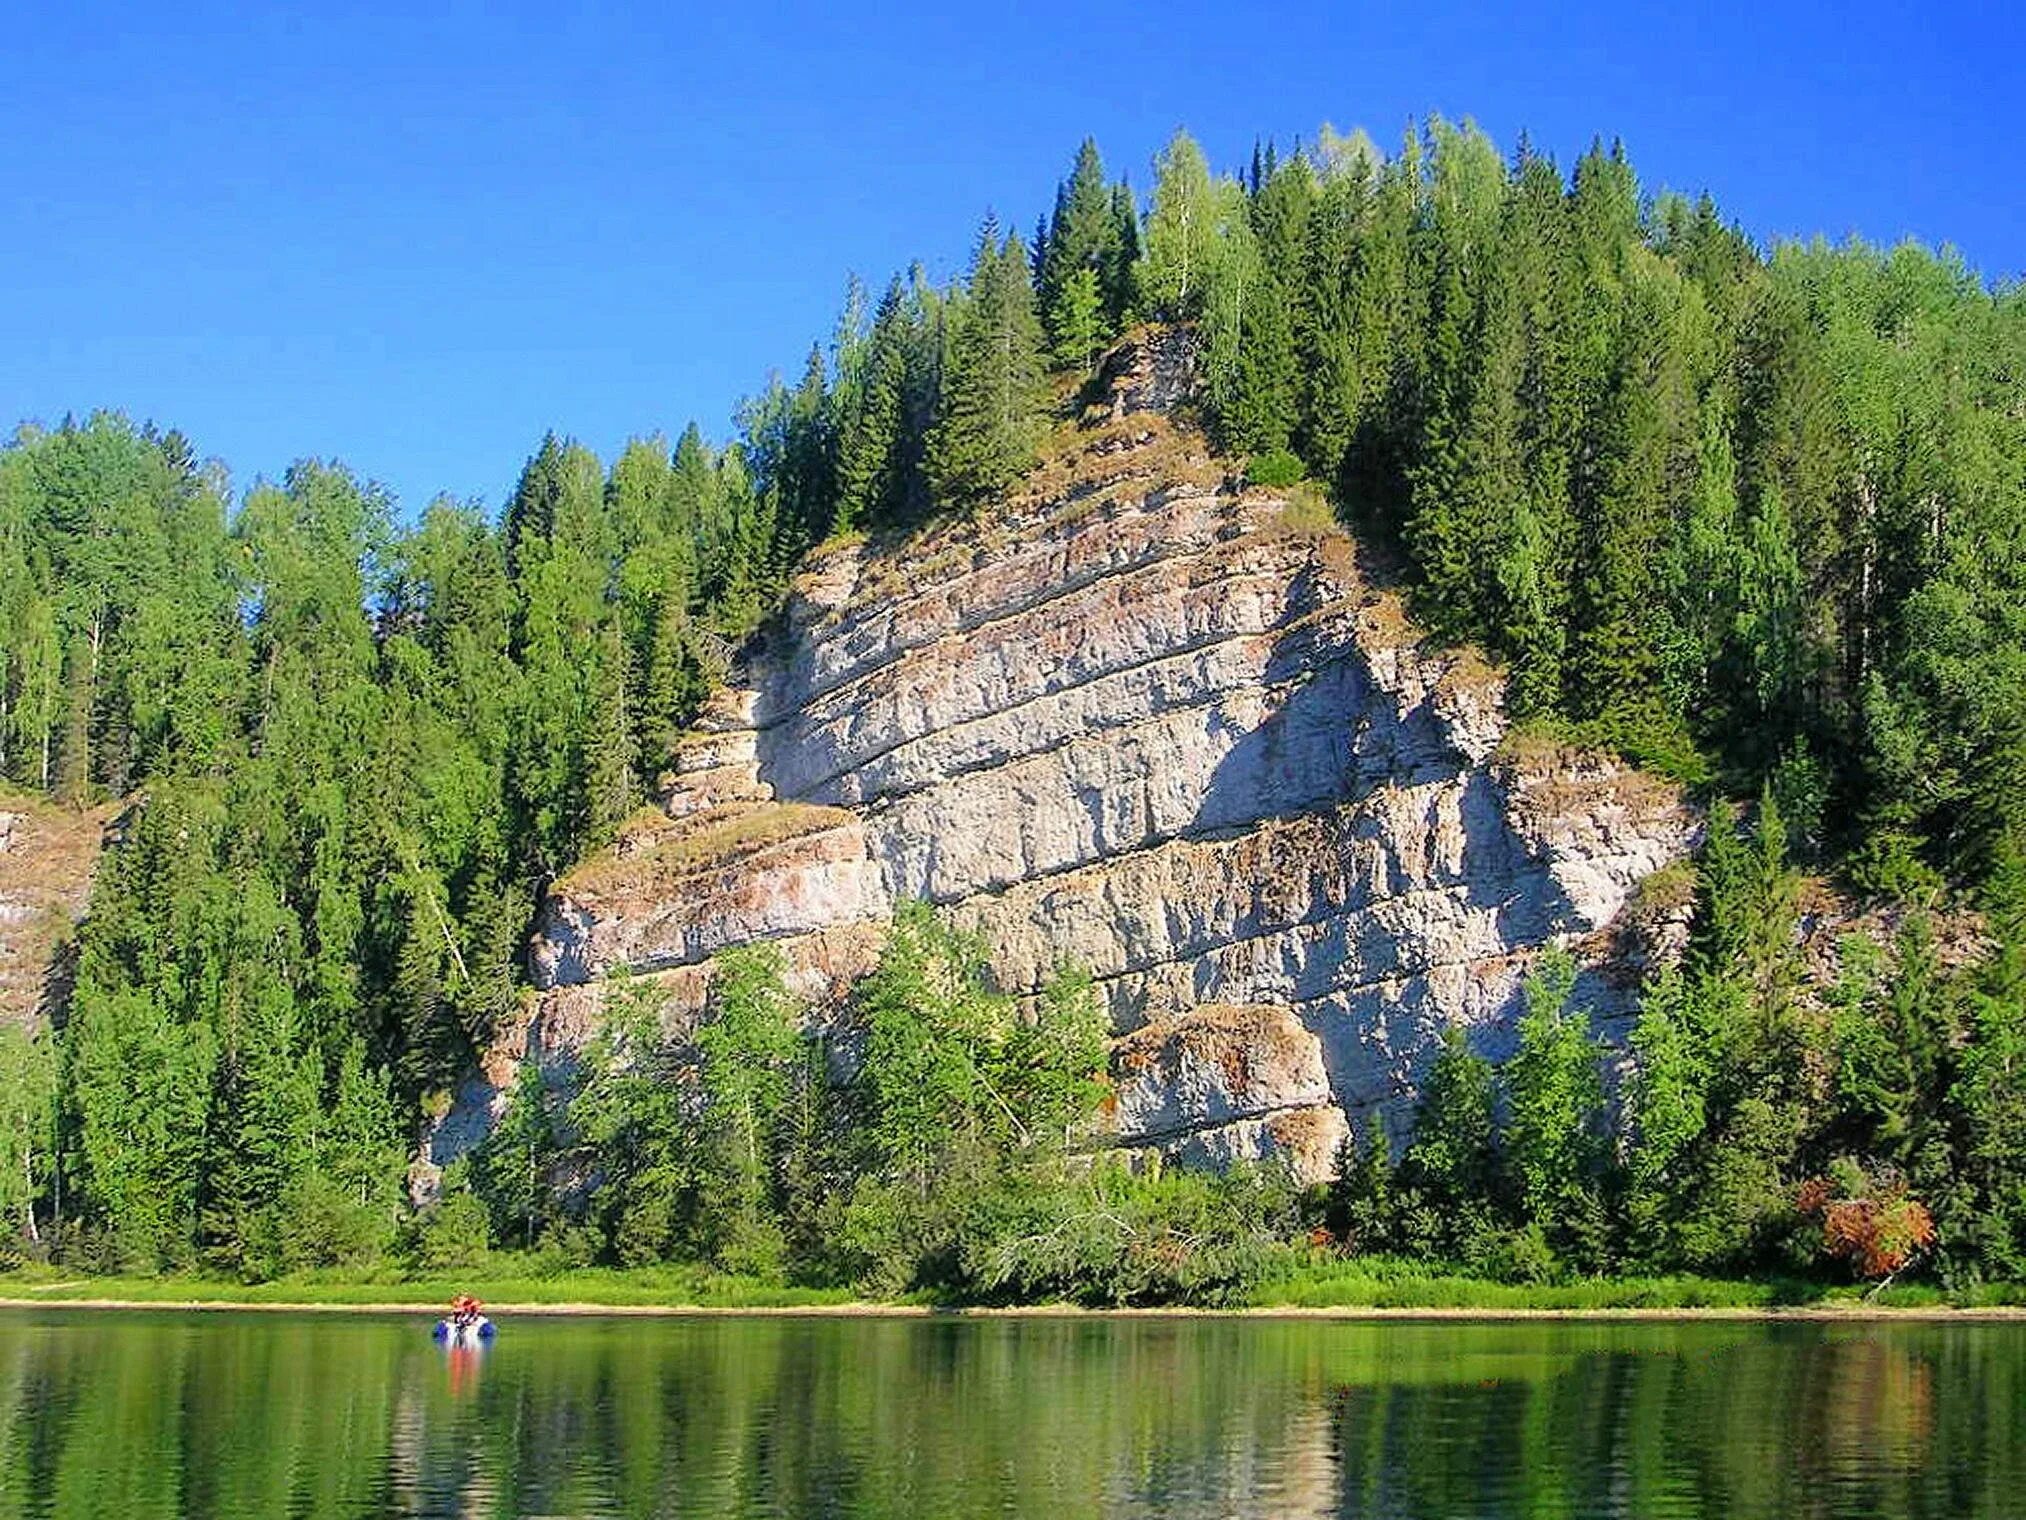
[436,336,1694,1183]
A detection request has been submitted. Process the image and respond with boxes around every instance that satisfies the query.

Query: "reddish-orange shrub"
[1797,1173,1936,1279]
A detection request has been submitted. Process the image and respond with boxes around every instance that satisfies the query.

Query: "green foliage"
[1502,951,1610,1269]
[1140,131,1216,318]
[692,944,803,1274]
[927,223,1050,507]
[1328,1120,1395,1256]
[1050,267,1106,375]
[472,1063,557,1251]
[850,900,1025,1189]
[408,1163,492,1273]
[954,1155,1302,1306]
[814,905,1148,1297]
[569,975,696,1266]
[1951,847,2026,1278]
[1244,448,1306,488]
[1038,139,1130,366]
[1392,1027,1502,1261]
[0,1023,55,1256]
[11,119,2026,1299]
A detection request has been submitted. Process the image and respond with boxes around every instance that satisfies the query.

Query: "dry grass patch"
[1265,481,1340,538]
[1435,645,1507,704]
[558,803,853,897]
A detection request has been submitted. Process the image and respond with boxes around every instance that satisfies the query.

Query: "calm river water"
[0,1308,2021,1517]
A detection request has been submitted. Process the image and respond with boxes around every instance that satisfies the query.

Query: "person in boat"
[436,1293,493,1344]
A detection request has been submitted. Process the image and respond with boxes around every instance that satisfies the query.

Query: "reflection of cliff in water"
[0,1312,2022,1518]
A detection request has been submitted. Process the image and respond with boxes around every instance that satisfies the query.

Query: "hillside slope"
[432,333,1694,1184]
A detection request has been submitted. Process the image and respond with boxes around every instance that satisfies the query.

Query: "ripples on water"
[0,1309,2019,1518]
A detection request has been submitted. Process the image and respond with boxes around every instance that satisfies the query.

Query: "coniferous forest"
[3,121,2024,1302]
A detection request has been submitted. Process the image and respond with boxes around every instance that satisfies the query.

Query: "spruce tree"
[1104,181,1141,327]
[927,224,1050,508]
[1051,266,1106,376]
[1396,1026,1503,1259]
[1503,950,1609,1267]
[1294,145,1374,478]
[1039,139,1122,362]
[502,432,566,578]
[580,617,636,846]
[835,277,912,530]
[1954,846,2026,1276]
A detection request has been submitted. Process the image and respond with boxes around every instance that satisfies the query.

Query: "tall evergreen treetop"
[927,223,1050,508]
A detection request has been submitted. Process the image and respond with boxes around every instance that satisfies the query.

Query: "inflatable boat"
[432,1316,495,1347]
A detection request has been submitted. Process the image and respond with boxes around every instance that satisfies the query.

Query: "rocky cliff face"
[431,333,1695,1184]
[0,795,118,1031]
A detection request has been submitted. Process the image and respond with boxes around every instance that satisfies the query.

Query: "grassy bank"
[0,1263,857,1311]
[1248,1257,1973,1312]
[7,1257,2026,1316]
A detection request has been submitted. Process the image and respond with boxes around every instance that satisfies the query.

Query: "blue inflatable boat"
[432,1316,495,1347]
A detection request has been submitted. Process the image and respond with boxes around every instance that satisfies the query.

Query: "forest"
[1,119,2022,1299]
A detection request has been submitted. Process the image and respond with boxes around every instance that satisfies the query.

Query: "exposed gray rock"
[445,337,1695,1180]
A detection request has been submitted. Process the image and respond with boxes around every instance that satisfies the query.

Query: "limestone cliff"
[0,794,118,1031]
[431,332,1695,1183]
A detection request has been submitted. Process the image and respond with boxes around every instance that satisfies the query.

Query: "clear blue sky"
[4,0,2019,518]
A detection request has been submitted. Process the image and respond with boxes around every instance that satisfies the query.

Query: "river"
[0,1308,2021,1517]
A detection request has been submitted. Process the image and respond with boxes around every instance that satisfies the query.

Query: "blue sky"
[4,0,2019,518]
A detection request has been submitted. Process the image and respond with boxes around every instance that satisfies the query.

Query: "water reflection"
[440,1341,484,1400]
[0,1309,2020,1518]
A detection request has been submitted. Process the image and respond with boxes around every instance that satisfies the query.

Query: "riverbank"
[6,1261,2026,1319]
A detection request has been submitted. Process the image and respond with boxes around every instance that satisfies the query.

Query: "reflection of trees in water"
[1323,1325,2026,1519]
[0,1315,2024,1517]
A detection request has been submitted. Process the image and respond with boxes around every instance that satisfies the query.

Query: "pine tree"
[1567,256,1696,724]
[634,594,706,779]
[1734,481,1806,747]
[1623,965,1711,1265]
[1336,132,1426,536]
[1668,398,1744,726]
[317,1036,402,1263]
[694,943,802,1271]
[570,974,694,1263]
[1222,156,1311,455]
[475,1062,554,1250]
[1294,141,1375,478]
[1330,1117,1397,1254]
[1953,845,2026,1276]
[1198,183,1261,430]
[393,884,459,1096]
[502,433,567,577]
